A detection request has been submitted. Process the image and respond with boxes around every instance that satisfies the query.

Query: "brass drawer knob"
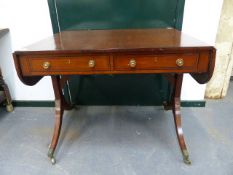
[42,61,51,69]
[88,59,95,68]
[129,59,136,68]
[176,58,184,67]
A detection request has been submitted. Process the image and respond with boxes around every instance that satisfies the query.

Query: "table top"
[16,29,213,55]
[13,28,216,86]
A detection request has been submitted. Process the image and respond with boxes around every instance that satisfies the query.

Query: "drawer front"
[113,54,198,71]
[27,55,110,73]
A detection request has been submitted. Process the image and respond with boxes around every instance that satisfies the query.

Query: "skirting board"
[9,100,206,107]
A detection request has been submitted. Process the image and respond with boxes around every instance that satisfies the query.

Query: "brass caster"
[48,147,54,158]
[51,157,56,165]
[163,101,172,111]
[183,157,191,165]
[182,149,191,165]
[48,148,56,165]
[6,104,13,112]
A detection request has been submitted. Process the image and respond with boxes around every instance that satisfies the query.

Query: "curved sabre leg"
[48,76,64,165]
[59,75,74,110]
[172,74,191,164]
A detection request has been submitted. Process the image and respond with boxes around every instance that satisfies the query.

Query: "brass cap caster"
[182,149,191,165]
[6,104,14,112]
[51,157,56,165]
[183,157,191,165]
[48,148,56,165]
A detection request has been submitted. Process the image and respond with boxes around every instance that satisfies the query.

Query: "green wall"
[47,0,185,105]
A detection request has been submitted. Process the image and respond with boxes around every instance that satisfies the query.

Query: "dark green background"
[47,0,185,105]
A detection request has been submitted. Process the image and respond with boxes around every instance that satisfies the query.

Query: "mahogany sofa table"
[13,29,216,165]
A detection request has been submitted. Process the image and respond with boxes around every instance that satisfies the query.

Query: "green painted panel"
[48,0,185,32]
[67,74,171,105]
[47,0,185,105]
[58,0,176,30]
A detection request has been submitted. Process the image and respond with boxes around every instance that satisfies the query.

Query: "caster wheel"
[182,150,191,165]
[6,104,13,112]
[51,157,56,165]
[183,158,191,165]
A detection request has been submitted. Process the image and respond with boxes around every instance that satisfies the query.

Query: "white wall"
[0,0,223,101]
[0,30,15,98]
[181,0,223,100]
[0,0,54,100]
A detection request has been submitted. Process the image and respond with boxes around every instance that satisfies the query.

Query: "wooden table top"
[13,28,216,86]
[16,29,213,55]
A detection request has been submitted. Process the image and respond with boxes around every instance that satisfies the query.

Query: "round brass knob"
[42,62,51,69]
[129,59,136,68]
[88,59,95,68]
[176,58,184,67]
